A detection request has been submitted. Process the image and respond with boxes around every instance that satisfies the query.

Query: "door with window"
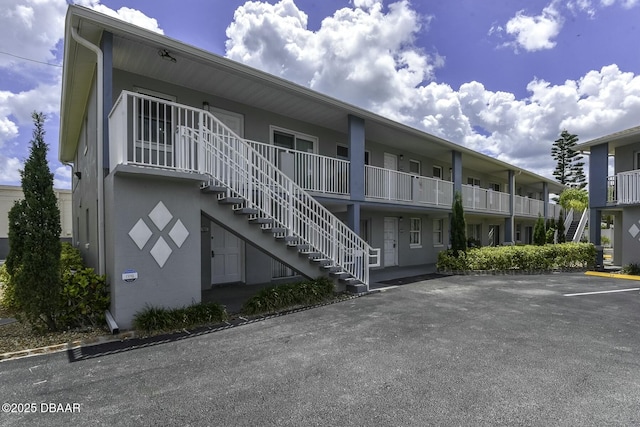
[384,217,398,266]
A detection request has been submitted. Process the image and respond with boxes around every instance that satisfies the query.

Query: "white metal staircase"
[168,98,380,291]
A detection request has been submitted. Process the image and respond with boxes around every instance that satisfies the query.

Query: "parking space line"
[564,288,640,297]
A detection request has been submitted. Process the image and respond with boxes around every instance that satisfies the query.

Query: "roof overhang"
[575,125,640,155]
[60,5,561,193]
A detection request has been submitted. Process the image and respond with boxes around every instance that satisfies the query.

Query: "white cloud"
[53,165,71,189]
[0,0,163,188]
[80,2,164,34]
[504,3,564,52]
[225,1,640,179]
[226,0,441,109]
[0,155,23,184]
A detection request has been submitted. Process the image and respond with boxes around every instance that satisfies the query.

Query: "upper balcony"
[109,91,559,219]
[607,171,640,205]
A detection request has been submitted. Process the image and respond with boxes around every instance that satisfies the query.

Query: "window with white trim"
[270,126,317,153]
[489,183,501,192]
[467,177,481,186]
[410,218,422,248]
[409,160,421,176]
[433,219,443,246]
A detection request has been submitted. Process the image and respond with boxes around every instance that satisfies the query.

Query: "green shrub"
[1,243,110,330]
[0,263,19,314]
[59,267,109,328]
[242,277,335,315]
[436,242,595,272]
[622,263,640,276]
[133,302,227,332]
[533,215,546,246]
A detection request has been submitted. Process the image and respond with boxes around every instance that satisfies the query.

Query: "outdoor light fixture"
[74,171,82,179]
[158,49,177,63]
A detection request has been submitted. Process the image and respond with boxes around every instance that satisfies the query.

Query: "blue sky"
[1,0,639,189]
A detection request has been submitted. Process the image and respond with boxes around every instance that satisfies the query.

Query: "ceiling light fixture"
[158,49,176,63]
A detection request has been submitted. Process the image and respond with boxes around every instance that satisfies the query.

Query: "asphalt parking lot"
[1,272,640,426]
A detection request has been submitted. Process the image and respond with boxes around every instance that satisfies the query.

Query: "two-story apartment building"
[577,125,640,267]
[60,6,563,328]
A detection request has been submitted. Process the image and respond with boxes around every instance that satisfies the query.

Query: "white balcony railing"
[364,165,454,207]
[246,140,350,196]
[461,185,510,214]
[608,171,640,204]
[514,195,546,217]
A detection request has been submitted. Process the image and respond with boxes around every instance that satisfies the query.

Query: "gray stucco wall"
[105,171,202,329]
[72,74,101,270]
[614,143,640,173]
[621,206,640,266]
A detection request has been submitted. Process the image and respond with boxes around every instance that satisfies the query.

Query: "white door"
[383,217,398,267]
[384,153,398,200]
[211,222,243,284]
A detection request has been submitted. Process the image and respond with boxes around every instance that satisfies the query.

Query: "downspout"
[70,27,105,276]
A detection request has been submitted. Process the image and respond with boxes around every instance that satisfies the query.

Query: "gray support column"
[451,150,462,196]
[589,143,608,269]
[346,203,360,235]
[542,182,549,219]
[101,31,113,170]
[589,143,609,208]
[504,170,515,244]
[348,115,365,202]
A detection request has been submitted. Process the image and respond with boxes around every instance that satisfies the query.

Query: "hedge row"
[437,242,596,272]
[133,302,227,332]
[242,277,335,315]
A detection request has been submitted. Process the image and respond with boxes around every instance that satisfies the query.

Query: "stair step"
[234,207,258,215]
[330,271,350,278]
[322,265,342,273]
[201,185,227,194]
[218,197,243,205]
[310,258,332,265]
[295,244,311,251]
[262,227,286,234]
[249,218,274,225]
[276,235,299,243]
[301,251,321,258]
[346,283,368,294]
[340,277,361,284]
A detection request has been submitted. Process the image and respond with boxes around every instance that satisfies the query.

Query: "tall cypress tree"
[7,112,61,331]
[450,191,467,254]
[552,130,586,189]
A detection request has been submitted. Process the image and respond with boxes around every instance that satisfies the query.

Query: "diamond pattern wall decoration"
[149,201,173,231]
[169,219,189,248]
[127,201,190,268]
[128,219,153,250]
[150,237,172,268]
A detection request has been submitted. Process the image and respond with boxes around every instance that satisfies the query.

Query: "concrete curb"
[584,271,640,281]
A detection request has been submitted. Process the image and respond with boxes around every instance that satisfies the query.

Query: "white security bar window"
[410,218,422,248]
[433,219,443,246]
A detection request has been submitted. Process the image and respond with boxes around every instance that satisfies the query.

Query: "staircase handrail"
[573,209,589,243]
[172,102,380,285]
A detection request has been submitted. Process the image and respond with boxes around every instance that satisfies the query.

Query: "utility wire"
[0,50,62,67]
